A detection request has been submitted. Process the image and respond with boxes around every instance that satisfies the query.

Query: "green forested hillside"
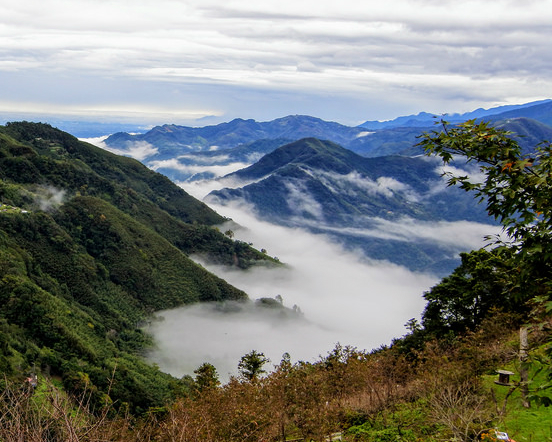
[0,121,269,266]
[0,122,271,412]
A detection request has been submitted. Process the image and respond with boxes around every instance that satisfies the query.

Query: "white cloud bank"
[149,158,251,179]
[80,136,159,161]
[144,200,497,381]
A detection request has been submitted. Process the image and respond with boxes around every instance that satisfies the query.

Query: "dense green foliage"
[1,118,551,440]
[237,350,270,381]
[422,248,525,337]
[418,119,552,403]
[0,122,269,268]
[0,122,276,412]
[193,362,221,393]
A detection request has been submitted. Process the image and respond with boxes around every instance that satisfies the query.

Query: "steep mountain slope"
[3,121,221,225]
[1,121,267,267]
[0,122,271,412]
[208,138,490,223]
[206,138,495,273]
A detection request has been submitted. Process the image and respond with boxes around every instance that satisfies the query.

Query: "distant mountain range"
[103,100,552,183]
[358,99,552,129]
[105,115,365,152]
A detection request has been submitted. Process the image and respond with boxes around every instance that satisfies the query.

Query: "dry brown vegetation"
[0,312,521,442]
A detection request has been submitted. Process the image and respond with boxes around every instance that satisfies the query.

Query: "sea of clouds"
[144,199,498,381]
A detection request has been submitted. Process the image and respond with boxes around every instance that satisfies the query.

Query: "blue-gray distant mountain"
[351,100,552,158]
[358,99,552,130]
[350,117,552,158]
[144,116,552,184]
[105,115,365,152]
[206,138,496,274]
[486,100,552,127]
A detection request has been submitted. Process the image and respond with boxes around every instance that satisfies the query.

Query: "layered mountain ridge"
[206,138,495,273]
[99,100,552,273]
[102,100,552,183]
[105,115,365,153]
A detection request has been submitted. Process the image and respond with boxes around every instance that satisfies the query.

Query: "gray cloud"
[105,141,159,161]
[284,180,325,220]
[317,170,416,200]
[146,300,331,381]
[35,185,67,212]
[332,217,501,251]
[149,159,251,179]
[1,0,551,126]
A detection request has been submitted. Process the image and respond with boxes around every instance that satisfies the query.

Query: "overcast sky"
[1,0,551,127]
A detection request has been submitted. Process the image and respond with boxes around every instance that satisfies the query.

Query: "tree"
[429,380,494,442]
[418,119,552,298]
[421,248,524,337]
[419,119,552,403]
[194,362,220,393]
[238,350,270,382]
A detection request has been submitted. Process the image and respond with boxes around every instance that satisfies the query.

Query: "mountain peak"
[227,137,360,180]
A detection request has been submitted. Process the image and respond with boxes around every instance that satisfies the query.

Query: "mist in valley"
[145,198,498,381]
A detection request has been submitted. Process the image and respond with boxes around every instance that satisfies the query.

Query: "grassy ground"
[484,365,552,442]
[505,406,552,442]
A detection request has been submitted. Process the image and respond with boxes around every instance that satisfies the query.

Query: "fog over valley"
[145,203,437,380]
[145,199,498,381]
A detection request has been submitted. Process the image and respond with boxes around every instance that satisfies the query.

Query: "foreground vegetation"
[0,120,551,440]
[0,312,547,441]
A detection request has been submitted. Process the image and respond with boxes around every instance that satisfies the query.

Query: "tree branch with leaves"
[418,119,552,298]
